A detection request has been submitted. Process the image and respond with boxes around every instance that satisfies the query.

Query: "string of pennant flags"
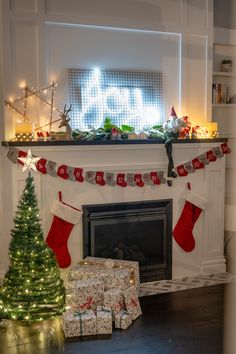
[7,142,231,187]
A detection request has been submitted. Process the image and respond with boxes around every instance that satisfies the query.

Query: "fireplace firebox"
[82,199,172,283]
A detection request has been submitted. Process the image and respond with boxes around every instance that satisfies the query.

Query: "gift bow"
[79,260,136,285]
[73,310,87,336]
[130,298,138,307]
[119,310,130,327]
[80,296,94,309]
[74,310,86,316]
[114,300,124,311]
[99,307,111,314]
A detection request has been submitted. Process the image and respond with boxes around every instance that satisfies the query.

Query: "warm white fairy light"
[5,81,64,133]
[19,81,26,88]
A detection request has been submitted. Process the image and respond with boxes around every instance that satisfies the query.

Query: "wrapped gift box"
[62,309,97,337]
[84,256,140,291]
[100,267,130,291]
[104,288,124,317]
[69,264,99,282]
[96,306,113,335]
[66,279,104,311]
[123,286,142,321]
[69,263,130,291]
[114,310,133,330]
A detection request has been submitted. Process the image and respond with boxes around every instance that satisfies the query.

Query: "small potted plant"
[221,59,233,72]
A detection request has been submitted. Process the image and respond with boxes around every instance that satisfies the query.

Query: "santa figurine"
[163,106,186,133]
[111,127,121,140]
[163,106,186,187]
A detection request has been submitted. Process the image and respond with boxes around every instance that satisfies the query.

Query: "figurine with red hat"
[163,106,186,133]
[163,106,186,186]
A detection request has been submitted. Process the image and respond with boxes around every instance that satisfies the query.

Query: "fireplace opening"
[82,199,172,283]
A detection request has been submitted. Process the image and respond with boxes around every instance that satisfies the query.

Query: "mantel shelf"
[1,138,228,147]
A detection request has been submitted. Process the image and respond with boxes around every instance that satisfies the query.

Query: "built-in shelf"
[213,71,236,77]
[212,104,236,108]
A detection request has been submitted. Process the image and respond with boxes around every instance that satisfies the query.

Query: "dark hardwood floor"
[0,284,224,354]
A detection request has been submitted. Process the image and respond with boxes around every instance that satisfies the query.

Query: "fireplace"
[82,199,172,283]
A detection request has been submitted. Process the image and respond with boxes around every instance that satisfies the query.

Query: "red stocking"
[36,158,47,174]
[74,168,84,182]
[95,171,106,186]
[150,172,161,185]
[221,142,231,154]
[134,174,144,187]
[173,188,208,252]
[17,150,27,166]
[116,173,127,187]
[57,165,69,179]
[177,165,188,177]
[46,192,82,268]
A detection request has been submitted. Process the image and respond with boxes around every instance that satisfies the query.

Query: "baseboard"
[201,258,226,274]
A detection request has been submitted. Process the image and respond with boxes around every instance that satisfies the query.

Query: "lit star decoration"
[18,149,41,172]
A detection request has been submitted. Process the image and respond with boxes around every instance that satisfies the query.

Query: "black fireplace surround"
[82,199,172,283]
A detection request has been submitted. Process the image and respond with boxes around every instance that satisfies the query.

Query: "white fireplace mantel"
[0,140,226,279]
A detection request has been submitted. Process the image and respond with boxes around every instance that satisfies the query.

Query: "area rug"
[139,272,233,297]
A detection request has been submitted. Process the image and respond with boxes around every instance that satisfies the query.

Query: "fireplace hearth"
[82,199,172,283]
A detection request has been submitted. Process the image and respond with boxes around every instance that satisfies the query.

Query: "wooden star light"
[18,150,41,172]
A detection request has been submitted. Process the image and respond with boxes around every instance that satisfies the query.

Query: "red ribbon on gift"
[130,298,138,307]
[80,296,94,309]
[114,300,124,311]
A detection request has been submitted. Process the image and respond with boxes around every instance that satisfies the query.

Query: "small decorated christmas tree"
[0,171,65,322]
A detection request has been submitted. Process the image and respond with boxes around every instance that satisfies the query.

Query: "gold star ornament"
[18,150,41,172]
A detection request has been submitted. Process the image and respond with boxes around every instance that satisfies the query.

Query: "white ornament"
[18,149,41,172]
[104,259,115,269]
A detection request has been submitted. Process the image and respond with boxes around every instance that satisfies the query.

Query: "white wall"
[214,0,236,30]
[0,0,213,139]
[46,24,180,127]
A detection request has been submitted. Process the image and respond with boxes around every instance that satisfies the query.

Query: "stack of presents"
[62,256,142,337]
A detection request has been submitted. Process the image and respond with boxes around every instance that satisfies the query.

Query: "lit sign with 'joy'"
[68,68,163,131]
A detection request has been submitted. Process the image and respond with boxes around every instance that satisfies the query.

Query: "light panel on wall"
[68,68,163,130]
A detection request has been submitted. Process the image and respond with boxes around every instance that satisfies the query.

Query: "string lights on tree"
[0,150,65,322]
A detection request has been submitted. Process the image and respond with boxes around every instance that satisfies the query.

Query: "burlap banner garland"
[7,142,231,187]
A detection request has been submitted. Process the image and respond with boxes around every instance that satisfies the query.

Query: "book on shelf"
[212,83,229,104]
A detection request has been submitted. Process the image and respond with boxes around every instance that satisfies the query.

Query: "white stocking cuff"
[182,190,208,210]
[52,200,82,224]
